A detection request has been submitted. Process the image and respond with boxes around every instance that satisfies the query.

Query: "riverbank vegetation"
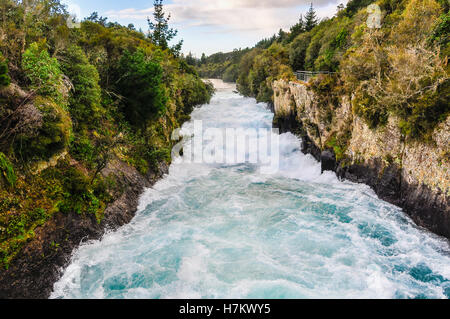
[196,0,449,141]
[0,0,213,268]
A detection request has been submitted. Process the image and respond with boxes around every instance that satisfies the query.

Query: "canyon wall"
[272,79,450,239]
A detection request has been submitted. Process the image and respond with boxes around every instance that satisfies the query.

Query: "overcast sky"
[62,0,349,57]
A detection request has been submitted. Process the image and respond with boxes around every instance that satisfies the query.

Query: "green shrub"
[115,49,167,128]
[14,97,72,161]
[57,165,103,216]
[429,12,450,57]
[222,64,238,82]
[289,33,312,71]
[60,45,103,130]
[22,42,64,105]
[238,44,293,102]
[352,85,388,129]
[178,73,213,116]
[0,54,10,88]
[70,133,95,167]
[398,80,450,139]
[0,152,16,187]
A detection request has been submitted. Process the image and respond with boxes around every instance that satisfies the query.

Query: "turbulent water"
[52,80,450,299]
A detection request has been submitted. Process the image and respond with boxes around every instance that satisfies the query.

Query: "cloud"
[106,0,348,34]
[64,1,82,19]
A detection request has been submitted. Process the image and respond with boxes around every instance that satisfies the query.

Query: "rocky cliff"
[272,79,450,239]
[0,159,168,299]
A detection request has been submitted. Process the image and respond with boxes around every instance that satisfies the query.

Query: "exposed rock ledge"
[272,79,450,239]
[0,159,168,299]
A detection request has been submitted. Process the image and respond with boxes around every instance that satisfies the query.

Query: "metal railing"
[294,71,336,82]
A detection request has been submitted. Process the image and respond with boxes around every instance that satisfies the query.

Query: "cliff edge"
[273,79,450,239]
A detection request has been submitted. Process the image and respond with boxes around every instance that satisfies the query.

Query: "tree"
[115,49,167,128]
[60,45,103,130]
[305,3,318,31]
[0,54,10,88]
[288,14,305,42]
[185,52,197,66]
[289,33,312,70]
[85,12,107,25]
[277,28,287,42]
[22,42,64,103]
[147,0,183,55]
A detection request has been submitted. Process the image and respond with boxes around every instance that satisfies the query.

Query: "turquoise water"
[51,80,450,299]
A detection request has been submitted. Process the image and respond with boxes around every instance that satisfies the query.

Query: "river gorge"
[51,80,450,299]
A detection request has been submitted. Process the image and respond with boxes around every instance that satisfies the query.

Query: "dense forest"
[0,0,213,269]
[195,0,449,141]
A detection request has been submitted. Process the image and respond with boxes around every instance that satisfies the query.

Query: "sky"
[61,0,349,57]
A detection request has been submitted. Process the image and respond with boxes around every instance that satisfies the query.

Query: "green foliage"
[0,0,213,270]
[305,3,319,31]
[196,49,251,81]
[0,152,16,187]
[237,44,294,102]
[398,80,450,139]
[0,55,10,88]
[22,42,64,105]
[325,130,352,162]
[60,45,103,130]
[236,49,261,96]
[70,134,95,166]
[288,15,306,43]
[436,0,450,11]
[115,49,167,128]
[222,64,239,82]
[14,97,72,161]
[340,0,448,139]
[289,33,312,71]
[178,74,213,116]
[344,0,377,17]
[352,85,388,129]
[429,12,450,56]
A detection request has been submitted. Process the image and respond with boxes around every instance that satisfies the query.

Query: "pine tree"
[289,14,305,41]
[147,0,183,55]
[305,3,318,32]
[277,28,287,42]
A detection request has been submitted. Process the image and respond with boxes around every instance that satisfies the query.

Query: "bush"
[222,64,238,82]
[14,97,72,161]
[352,84,388,129]
[60,45,103,130]
[429,12,450,57]
[394,0,443,46]
[398,80,450,138]
[177,73,213,116]
[0,152,16,187]
[22,42,65,105]
[0,54,10,88]
[289,33,312,71]
[238,44,294,102]
[115,49,167,128]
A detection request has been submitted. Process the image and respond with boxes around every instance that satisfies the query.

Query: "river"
[51,80,450,299]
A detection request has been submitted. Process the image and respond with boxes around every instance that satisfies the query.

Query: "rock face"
[273,79,450,239]
[321,150,336,173]
[0,160,169,299]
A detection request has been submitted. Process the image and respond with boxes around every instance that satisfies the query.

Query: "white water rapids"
[51,80,450,299]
